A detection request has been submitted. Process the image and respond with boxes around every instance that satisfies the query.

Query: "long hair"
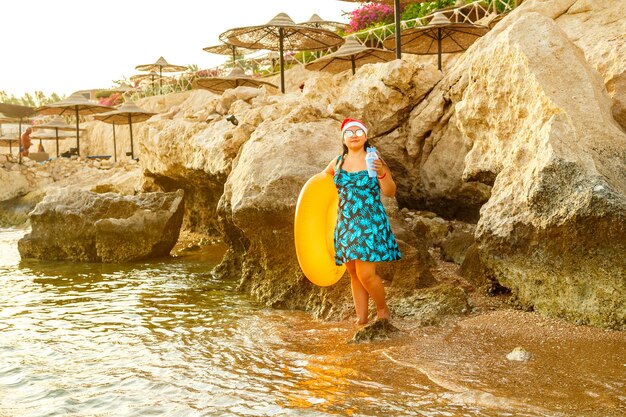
[339,136,372,169]
[339,138,373,170]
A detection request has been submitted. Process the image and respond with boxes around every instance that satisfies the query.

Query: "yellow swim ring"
[294,172,346,286]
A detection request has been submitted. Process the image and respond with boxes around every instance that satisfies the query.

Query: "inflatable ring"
[294,172,346,286]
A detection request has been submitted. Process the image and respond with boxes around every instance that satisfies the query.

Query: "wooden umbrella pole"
[394,0,402,59]
[18,119,22,164]
[279,27,285,93]
[112,121,117,162]
[437,28,442,71]
[128,114,134,160]
[75,107,80,156]
[351,56,356,75]
[55,128,59,158]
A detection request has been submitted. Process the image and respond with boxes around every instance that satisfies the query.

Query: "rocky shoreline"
[2,0,625,330]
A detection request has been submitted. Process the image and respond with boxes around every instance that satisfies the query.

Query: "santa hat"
[340,118,368,135]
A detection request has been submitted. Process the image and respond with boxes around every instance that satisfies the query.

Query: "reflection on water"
[1,228,624,417]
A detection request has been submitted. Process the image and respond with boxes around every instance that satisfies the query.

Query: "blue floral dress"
[333,156,402,265]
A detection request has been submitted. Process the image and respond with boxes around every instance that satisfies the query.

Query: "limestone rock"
[556,0,626,130]
[456,13,626,329]
[390,285,471,326]
[333,59,441,136]
[0,169,30,201]
[440,221,476,265]
[18,189,184,262]
[349,318,399,344]
[506,347,532,362]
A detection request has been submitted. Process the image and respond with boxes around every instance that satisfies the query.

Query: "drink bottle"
[365,147,378,178]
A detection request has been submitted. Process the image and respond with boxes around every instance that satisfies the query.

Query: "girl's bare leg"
[346,261,369,324]
[354,260,390,320]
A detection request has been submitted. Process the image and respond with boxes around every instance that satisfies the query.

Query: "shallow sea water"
[1,228,624,417]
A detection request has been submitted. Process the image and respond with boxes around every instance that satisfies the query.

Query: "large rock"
[216,99,437,319]
[555,0,626,131]
[0,169,29,201]
[18,189,184,262]
[140,89,271,234]
[332,59,441,136]
[456,13,626,329]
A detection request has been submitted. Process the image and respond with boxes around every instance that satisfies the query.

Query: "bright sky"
[0,0,358,98]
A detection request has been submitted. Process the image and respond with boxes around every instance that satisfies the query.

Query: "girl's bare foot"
[376,306,391,320]
[355,317,368,325]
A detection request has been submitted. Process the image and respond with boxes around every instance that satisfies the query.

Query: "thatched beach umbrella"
[340,0,430,59]
[108,83,136,94]
[135,57,187,93]
[0,112,15,153]
[300,14,349,32]
[0,136,19,155]
[32,116,84,157]
[30,130,74,157]
[219,13,344,93]
[35,92,113,156]
[0,103,36,163]
[94,100,155,160]
[192,68,278,94]
[383,12,488,70]
[130,71,159,85]
[203,43,255,67]
[305,36,396,75]
[0,112,13,123]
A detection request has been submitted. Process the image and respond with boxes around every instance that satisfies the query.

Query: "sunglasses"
[343,129,365,138]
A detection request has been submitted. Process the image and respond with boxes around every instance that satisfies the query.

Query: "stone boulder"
[540,0,626,130]
[216,99,438,319]
[139,89,271,234]
[18,189,184,262]
[456,13,626,329]
[0,169,29,201]
[333,59,441,136]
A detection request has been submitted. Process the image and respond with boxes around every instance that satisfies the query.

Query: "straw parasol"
[35,92,113,156]
[108,83,136,94]
[135,57,187,93]
[383,12,489,70]
[32,116,84,157]
[30,130,74,157]
[305,36,396,75]
[192,68,278,94]
[0,135,19,155]
[0,103,36,163]
[219,13,344,93]
[299,14,349,33]
[130,71,159,85]
[339,0,431,58]
[94,100,156,160]
[203,43,256,66]
[0,112,14,123]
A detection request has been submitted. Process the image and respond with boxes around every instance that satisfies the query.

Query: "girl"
[324,118,402,324]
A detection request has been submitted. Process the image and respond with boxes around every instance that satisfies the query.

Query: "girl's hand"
[373,159,384,177]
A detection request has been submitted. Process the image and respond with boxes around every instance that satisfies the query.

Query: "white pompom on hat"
[340,118,368,134]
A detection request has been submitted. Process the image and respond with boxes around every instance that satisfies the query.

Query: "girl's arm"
[323,158,336,176]
[373,160,397,197]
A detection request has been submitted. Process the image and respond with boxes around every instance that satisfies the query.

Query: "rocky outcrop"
[549,0,626,130]
[0,166,29,202]
[210,61,441,320]
[139,89,268,234]
[18,189,184,262]
[0,155,143,226]
[456,12,626,329]
[128,0,625,329]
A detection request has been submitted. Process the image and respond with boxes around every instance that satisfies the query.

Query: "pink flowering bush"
[347,2,397,33]
[99,92,122,107]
